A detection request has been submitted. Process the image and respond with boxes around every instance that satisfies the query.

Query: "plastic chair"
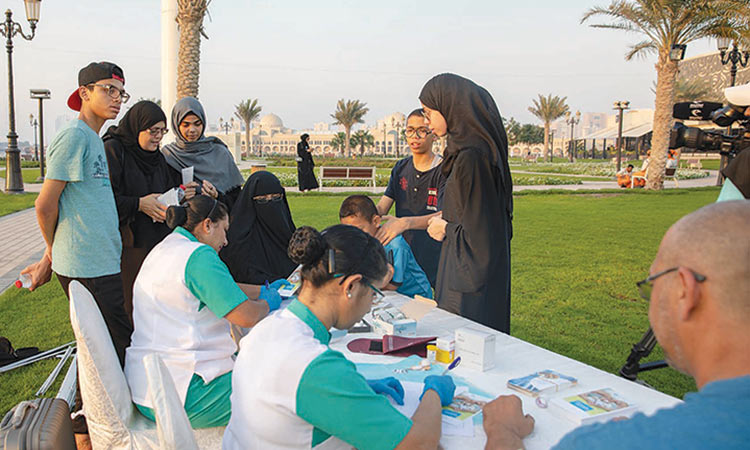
[69,281,225,449]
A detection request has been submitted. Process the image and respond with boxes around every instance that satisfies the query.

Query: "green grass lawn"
[0,191,38,217]
[0,168,44,184]
[0,187,720,415]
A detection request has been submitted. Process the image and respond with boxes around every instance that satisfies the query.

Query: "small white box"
[371,317,416,337]
[455,327,496,371]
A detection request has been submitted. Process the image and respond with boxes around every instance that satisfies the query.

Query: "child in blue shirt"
[339,195,432,299]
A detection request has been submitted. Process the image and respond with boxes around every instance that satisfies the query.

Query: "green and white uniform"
[223,299,413,449]
[125,227,247,428]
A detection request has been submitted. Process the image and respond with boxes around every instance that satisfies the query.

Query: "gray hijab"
[161,97,244,193]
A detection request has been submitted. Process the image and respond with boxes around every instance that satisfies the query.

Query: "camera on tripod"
[669,83,750,159]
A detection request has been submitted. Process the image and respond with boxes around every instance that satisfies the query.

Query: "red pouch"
[347,335,437,358]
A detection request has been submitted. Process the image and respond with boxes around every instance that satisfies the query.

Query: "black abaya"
[420,73,513,333]
[220,171,298,284]
[297,140,319,191]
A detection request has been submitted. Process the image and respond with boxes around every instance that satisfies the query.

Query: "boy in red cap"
[21,62,133,438]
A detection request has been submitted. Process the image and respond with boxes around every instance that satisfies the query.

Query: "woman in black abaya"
[421,73,514,333]
[296,133,319,192]
[220,171,298,285]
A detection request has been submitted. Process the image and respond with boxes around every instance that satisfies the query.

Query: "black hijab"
[103,100,166,176]
[419,73,512,214]
[220,171,297,284]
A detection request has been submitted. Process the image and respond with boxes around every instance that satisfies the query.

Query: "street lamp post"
[30,88,49,180]
[716,38,749,184]
[382,123,387,157]
[1,1,42,193]
[29,114,37,160]
[564,111,580,162]
[613,101,630,171]
[548,130,554,161]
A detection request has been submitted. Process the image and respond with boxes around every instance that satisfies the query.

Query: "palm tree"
[528,94,569,162]
[234,98,262,157]
[652,78,717,102]
[330,132,348,155]
[582,0,749,189]
[331,99,369,158]
[176,0,211,99]
[351,130,375,156]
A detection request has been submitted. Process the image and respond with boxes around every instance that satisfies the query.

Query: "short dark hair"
[339,195,379,221]
[407,108,425,121]
[627,164,634,169]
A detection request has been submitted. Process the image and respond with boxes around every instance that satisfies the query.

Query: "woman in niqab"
[420,73,513,333]
[296,133,319,192]
[162,97,244,211]
[220,171,298,284]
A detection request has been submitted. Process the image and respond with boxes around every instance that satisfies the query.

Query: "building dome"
[259,113,283,129]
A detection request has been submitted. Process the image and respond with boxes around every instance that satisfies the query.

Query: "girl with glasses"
[103,100,211,318]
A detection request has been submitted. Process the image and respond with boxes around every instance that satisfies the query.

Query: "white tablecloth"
[329,292,681,449]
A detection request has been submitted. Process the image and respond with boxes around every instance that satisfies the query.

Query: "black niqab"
[419,73,513,216]
[220,171,298,284]
[103,101,166,176]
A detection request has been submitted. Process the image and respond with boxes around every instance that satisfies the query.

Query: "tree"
[331,99,369,158]
[653,78,717,102]
[177,0,210,99]
[517,124,545,144]
[503,117,522,145]
[330,132,348,154]
[582,0,750,189]
[234,98,262,157]
[528,94,569,162]
[351,130,375,156]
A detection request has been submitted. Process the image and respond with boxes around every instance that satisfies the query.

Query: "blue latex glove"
[420,375,455,406]
[269,278,292,291]
[259,285,283,311]
[367,377,405,405]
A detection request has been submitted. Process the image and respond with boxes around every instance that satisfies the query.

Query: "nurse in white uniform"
[224,224,456,449]
[125,195,283,428]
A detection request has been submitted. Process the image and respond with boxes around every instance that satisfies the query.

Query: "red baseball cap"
[67,61,125,111]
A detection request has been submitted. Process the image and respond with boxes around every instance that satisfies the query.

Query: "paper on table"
[182,166,194,185]
[389,381,474,437]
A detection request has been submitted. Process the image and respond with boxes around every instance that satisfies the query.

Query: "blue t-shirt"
[385,235,432,299]
[553,376,750,450]
[46,119,121,278]
[384,156,446,288]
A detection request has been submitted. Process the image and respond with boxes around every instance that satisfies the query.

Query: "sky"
[1,0,722,145]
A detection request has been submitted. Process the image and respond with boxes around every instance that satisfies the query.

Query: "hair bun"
[165,205,188,229]
[288,226,327,266]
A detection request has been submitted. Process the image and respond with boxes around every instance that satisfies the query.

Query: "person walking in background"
[162,97,244,211]
[296,133,319,192]
[420,73,514,334]
[103,100,212,318]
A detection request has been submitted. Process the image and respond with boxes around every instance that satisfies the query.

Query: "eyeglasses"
[88,83,130,103]
[405,127,431,138]
[365,281,385,302]
[147,126,169,137]
[253,193,283,204]
[635,267,706,301]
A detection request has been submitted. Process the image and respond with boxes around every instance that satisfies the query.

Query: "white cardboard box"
[455,327,496,371]
[366,295,436,337]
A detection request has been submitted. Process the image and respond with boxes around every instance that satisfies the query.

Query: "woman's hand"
[182,181,199,200]
[139,193,167,222]
[202,180,219,198]
[427,214,447,241]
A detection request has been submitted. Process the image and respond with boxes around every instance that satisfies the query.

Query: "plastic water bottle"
[15,273,31,289]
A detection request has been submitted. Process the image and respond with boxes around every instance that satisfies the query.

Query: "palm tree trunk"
[544,121,551,162]
[244,123,250,158]
[176,0,207,99]
[345,127,351,158]
[646,51,678,190]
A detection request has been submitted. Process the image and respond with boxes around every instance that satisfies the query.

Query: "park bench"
[319,166,376,188]
[522,154,538,163]
[687,158,702,169]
